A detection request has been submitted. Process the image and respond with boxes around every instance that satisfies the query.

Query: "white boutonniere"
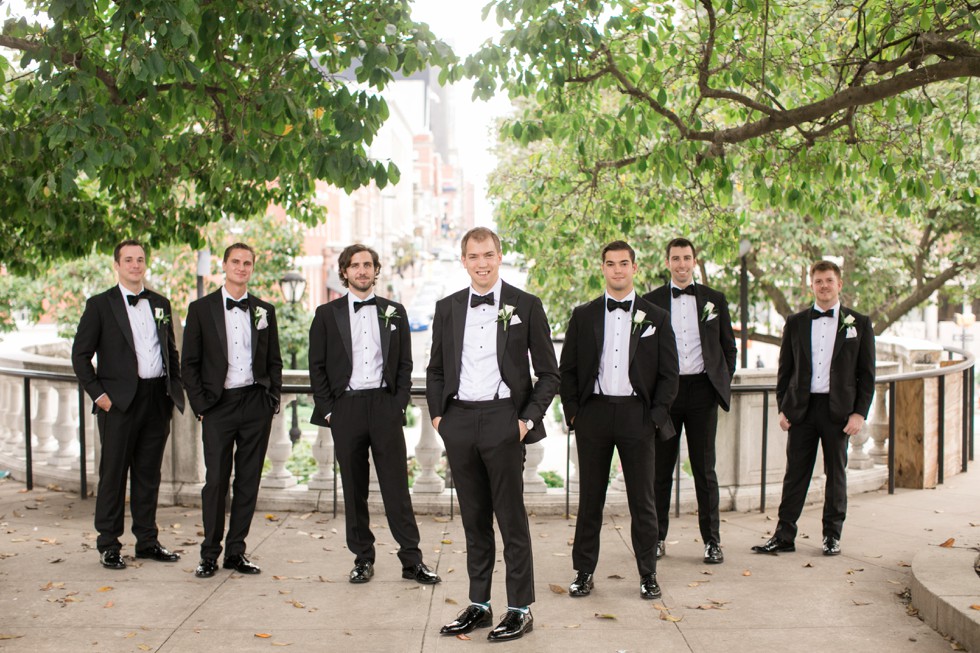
[497,304,516,331]
[254,306,268,330]
[380,304,400,329]
[701,301,718,322]
[153,307,170,327]
[838,313,855,333]
[631,309,652,334]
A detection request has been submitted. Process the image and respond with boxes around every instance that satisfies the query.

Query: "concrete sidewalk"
[1,468,978,653]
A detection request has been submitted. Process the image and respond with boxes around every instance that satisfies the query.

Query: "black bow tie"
[471,293,494,308]
[606,298,632,312]
[226,297,249,312]
[811,307,835,320]
[126,291,151,307]
[353,297,377,312]
[671,285,696,298]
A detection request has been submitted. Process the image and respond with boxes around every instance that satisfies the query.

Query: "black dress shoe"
[195,558,218,578]
[100,550,126,570]
[440,604,493,635]
[640,573,661,600]
[402,562,441,584]
[656,540,666,560]
[349,560,374,584]
[823,536,841,556]
[487,609,533,642]
[135,544,180,563]
[751,536,795,554]
[704,542,724,564]
[568,571,594,597]
[223,553,261,574]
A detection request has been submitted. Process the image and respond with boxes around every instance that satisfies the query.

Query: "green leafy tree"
[0,0,455,274]
[464,0,978,331]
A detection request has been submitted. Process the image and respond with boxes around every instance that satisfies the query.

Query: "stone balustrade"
[0,334,971,515]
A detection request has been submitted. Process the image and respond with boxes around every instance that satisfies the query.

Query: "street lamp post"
[738,240,752,369]
[279,271,307,445]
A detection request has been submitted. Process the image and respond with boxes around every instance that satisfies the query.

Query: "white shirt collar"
[222,286,249,303]
[470,278,503,303]
[118,283,145,297]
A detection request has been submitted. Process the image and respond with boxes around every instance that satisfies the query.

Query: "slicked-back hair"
[665,237,697,260]
[337,243,381,289]
[460,227,501,256]
[601,240,636,263]
[114,239,145,262]
[810,260,842,280]
[223,242,256,264]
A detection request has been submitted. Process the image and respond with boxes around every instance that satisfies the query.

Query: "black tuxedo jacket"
[181,289,283,417]
[71,286,184,414]
[426,281,559,445]
[643,283,738,411]
[776,306,876,424]
[308,294,412,427]
[559,295,679,439]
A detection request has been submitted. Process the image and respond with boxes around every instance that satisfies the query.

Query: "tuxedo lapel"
[800,311,813,368]
[334,298,353,365]
[376,296,392,366]
[107,287,137,354]
[209,292,229,362]
[695,284,708,343]
[146,294,169,373]
[592,298,604,361]
[628,304,641,362]
[496,283,516,372]
[247,296,259,361]
[451,290,467,370]
[832,307,848,360]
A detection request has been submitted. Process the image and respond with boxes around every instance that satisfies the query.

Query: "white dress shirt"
[458,278,511,401]
[595,290,636,397]
[810,302,840,394]
[347,292,386,390]
[222,287,254,389]
[119,284,164,378]
[670,282,705,375]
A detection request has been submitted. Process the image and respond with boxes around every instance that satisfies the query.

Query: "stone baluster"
[49,382,79,468]
[412,401,445,494]
[847,389,874,469]
[307,425,335,491]
[610,465,626,492]
[32,381,59,462]
[260,394,297,489]
[568,432,580,493]
[522,441,547,493]
[0,377,13,453]
[868,382,889,465]
[5,377,25,455]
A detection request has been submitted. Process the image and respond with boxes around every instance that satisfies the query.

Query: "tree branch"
[872,263,974,332]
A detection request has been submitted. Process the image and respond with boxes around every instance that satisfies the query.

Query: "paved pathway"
[1,468,977,652]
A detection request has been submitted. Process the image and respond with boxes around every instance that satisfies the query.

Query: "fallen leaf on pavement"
[98,586,113,592]
[138,645,151,651]
[288,600,305,609]
[456,634,471,640]
[688,581,709,588]
[846,569,864,575]
[103,601,114,608]
[938,538,955,548]
[607,574,624,579]
[549,584,567,594]
[0,635,25,640]
[803,563,813,568]
[265,514,279,521]
[445,598,458,605]
[40,582,65,591]
[852,600,872,606]
[742,570,752,576]
[254,633,272,638]
[660,612,682,622]
[564,624,581,629]
[441,539,452,544]
[49,558,64,564]
[271,643,292,647]
[594,613,617,620]
[969,604,980,611]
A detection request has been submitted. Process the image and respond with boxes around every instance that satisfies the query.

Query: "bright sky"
[2,0,512,224]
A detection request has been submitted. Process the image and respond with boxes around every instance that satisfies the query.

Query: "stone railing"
[0,335,973,515]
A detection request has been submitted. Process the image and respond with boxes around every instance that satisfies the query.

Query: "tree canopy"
[0,0,454,274]
[458,0,979,331]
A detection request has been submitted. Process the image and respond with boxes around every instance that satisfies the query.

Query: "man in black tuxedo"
[752,260,875,556]
[427,227,559,642]
[560,240,679,600]
[181,243,283,578]
[72,240,185,570]
[308,244,440,586]
[643,238,737,564]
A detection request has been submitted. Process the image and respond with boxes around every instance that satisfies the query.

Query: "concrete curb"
[910,546,980,651]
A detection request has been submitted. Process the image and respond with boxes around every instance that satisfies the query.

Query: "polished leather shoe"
[402,562,441,584]
[656,539,666,560]
[440,604,493,635]
[349,560,374,584]
[195,558,218,578]
[823,536,841,556]
[751,536,795,554]
[640,573,662,600]
[487,609,533,642]
[135,544,180,563]
[223,553,261,574]
[704,542,724,564]
[100,550,126,570]
[568,571,594,597]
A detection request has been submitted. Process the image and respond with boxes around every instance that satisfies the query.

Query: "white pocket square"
[510,315,522,325]
[641,326,656,338]
[846,327,857,338]
[390,323,397,331]
[706,314,718,321]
